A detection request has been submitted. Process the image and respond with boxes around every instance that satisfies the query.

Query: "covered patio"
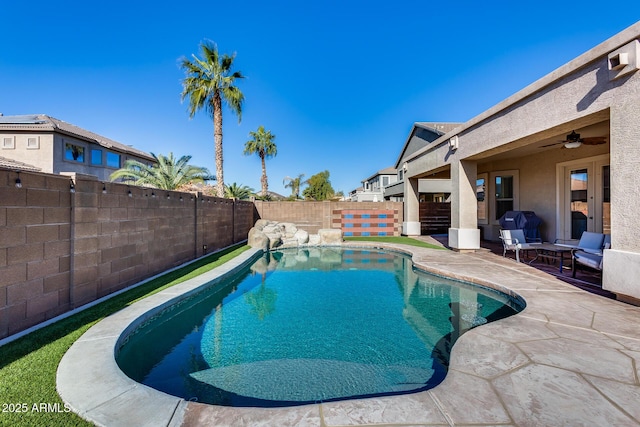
[428,235,615,299]
[401,22,640,305]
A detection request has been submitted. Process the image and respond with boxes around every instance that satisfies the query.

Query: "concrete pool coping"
[57,242,640,426]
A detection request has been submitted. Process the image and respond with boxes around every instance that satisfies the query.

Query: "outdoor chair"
[572,234,611,278]
[499,229,539,263]
[556,231,604,252]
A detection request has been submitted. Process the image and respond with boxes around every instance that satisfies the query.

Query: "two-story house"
[350,167,397,202]
[384,122,462,202]
[0,114,154,181]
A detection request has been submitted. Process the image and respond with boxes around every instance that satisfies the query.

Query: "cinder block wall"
[0,170,255,339]
[1,171,72,338]
[253,200,403,235]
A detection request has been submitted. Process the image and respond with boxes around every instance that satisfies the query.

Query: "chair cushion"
[578,232,605,251]
[574,251,603,270]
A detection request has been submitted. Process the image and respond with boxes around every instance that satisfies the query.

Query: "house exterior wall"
[402,22,640,301]
[0,169,255,340]
[0,132,54,171]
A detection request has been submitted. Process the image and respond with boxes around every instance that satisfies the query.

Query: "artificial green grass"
[344,235,445,250]
[0,244,250,427]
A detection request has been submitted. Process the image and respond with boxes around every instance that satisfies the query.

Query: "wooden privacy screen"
[419,202,451,235]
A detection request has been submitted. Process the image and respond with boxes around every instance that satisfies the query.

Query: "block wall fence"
[0,169,255,340]
[253,200,403,235]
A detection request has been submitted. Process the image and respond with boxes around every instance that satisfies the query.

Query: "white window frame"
[489,170,519,225]
[2,136,15,149]
[477,172,488,225]
[26,136,39,149]
[555,154,609,241]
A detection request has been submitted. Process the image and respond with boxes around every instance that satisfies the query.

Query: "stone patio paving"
[57,242,640,426]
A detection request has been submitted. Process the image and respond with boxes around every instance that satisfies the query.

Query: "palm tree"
[110,152,212,190]
[224,182,255,200]
[283,173,305,199]
[243,125,277,196]
[179,40,244,198]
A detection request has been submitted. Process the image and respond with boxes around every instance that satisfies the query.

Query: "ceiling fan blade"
[581,137,607,145]
[540,141,564,148]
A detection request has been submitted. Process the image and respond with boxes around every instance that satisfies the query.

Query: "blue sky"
[2,1,638,196]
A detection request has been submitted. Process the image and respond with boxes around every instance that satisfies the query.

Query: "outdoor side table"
[532,243,574,273]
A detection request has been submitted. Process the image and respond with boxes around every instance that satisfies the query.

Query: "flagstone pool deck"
[57,242,640,427]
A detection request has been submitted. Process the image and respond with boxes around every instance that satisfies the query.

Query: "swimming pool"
[117,247,524,407]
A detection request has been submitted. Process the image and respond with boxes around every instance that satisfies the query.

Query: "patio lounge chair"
[572,234,611,278]
[499,229,539,263]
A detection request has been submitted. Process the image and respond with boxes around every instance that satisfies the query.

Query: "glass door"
[569,168,589,239]
[558,155,609,242]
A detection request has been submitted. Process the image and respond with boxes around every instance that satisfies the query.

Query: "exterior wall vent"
[608,39,639,80]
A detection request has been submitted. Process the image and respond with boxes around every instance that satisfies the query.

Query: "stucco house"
[0,114,154,181]
[350,167,397,202]
[384,122,461,202]
[400,21,640,304]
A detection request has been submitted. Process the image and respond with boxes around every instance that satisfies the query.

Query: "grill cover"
[498,211,542,240]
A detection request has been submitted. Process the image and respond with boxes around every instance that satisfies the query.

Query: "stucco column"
[402,177,420,235]
[448,159,480,250]
[603,101,640,303]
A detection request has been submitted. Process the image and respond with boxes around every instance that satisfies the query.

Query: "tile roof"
[0,114,154,161]
[0,156,42,172]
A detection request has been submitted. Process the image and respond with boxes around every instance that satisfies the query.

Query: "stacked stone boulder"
[247,220,342,251]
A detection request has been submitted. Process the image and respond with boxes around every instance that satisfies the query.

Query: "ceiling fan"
[540,130,607,149]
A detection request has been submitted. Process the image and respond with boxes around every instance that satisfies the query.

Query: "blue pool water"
[117,248,524,407]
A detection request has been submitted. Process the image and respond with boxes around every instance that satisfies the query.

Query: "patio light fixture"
[15,172,22,188]
[564,141,582,149]
[563,130,582,149]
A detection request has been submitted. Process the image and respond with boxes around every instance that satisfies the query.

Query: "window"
[490,170,519,223]
[65,143,85,162]
[477,173,487,224]
[27,137,39,149]
[398,170,404,181]
[495,175,514,220]
[2,137,14,149]
[602,165,610,203]
[106,152,121,168]
[382,176,389,186]
[91,149,103,165]
[603,165,611,234]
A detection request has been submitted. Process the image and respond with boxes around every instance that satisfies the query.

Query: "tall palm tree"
[224,182,255,200]
[110,152,212,190]
[283,173,305,199]
[244,125,277,196]
[179,40,244,197]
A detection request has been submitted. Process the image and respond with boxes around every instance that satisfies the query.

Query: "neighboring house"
[0,114,155,181]
[385,122,461,202]
[350,167,397,202]
[399,22,640,304]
